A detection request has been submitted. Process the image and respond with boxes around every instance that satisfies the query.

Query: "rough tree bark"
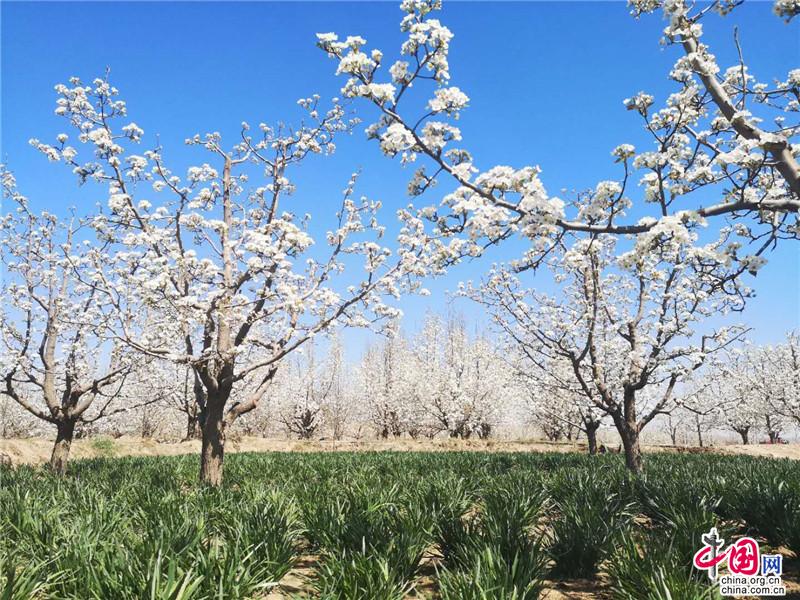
[614,388,644,474]
[764,414,781,444]
[181,369,204,441]
[734,426,750,445]
[50,418,76,475]
[618,422,643,474]
[186,412,202,441]
[585,420,600,456]
[199,394,226,487]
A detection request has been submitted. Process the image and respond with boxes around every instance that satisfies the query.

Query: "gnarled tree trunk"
[611,388,644,474]
[185,371,205,440]
[200,396,226,487]
[586,420,600,455]
[50,418,76,475]
[764,414,781,443]
[619,424,643,474]
[186,414,202,441]
[734,426,750,445]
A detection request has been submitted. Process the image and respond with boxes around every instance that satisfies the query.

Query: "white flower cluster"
[773,0,800,21]
[428,87,469,116]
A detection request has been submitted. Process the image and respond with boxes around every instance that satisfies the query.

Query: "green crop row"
[0,451,797,598]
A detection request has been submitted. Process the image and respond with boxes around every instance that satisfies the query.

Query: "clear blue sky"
[2,1,798,351]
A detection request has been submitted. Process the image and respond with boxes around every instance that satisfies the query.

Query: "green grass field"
[1,451,798,599]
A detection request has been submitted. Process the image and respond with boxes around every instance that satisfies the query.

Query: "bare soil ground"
[2,435,800,466]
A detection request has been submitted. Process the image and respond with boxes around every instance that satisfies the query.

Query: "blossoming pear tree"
[775,332,800,426]
[0,168,150,473]
[358,332,425,438]
[100,357,181,438]
[116,357,201,440]
[354,314,512,439]
[316,334,359,440]
[317,0,797,469]
[32,76,443,486]
[514,358,606,454]
[704,366,761,444]
[675,393,722,447]
[411,314,511,439]
[463,233,749,472]
[318,0,798,264]
[275,337,350,440]
[713,338,797,442]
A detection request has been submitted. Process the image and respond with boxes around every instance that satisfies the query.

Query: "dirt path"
[2,435,799,466]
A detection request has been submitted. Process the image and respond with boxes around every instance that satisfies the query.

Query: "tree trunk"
[586,421,600,456]
[735,427,750,445]
[696,418,704,447]
[610,400,643,474]
[186,411,202,440]
[184,370,205,441]
[50,419,76,475]
[668,421,678,446]
[543,425,562,442]
[619,426,643,474]
[764,415,780,443]
[615,387,644,474]
[200,399,225,487]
